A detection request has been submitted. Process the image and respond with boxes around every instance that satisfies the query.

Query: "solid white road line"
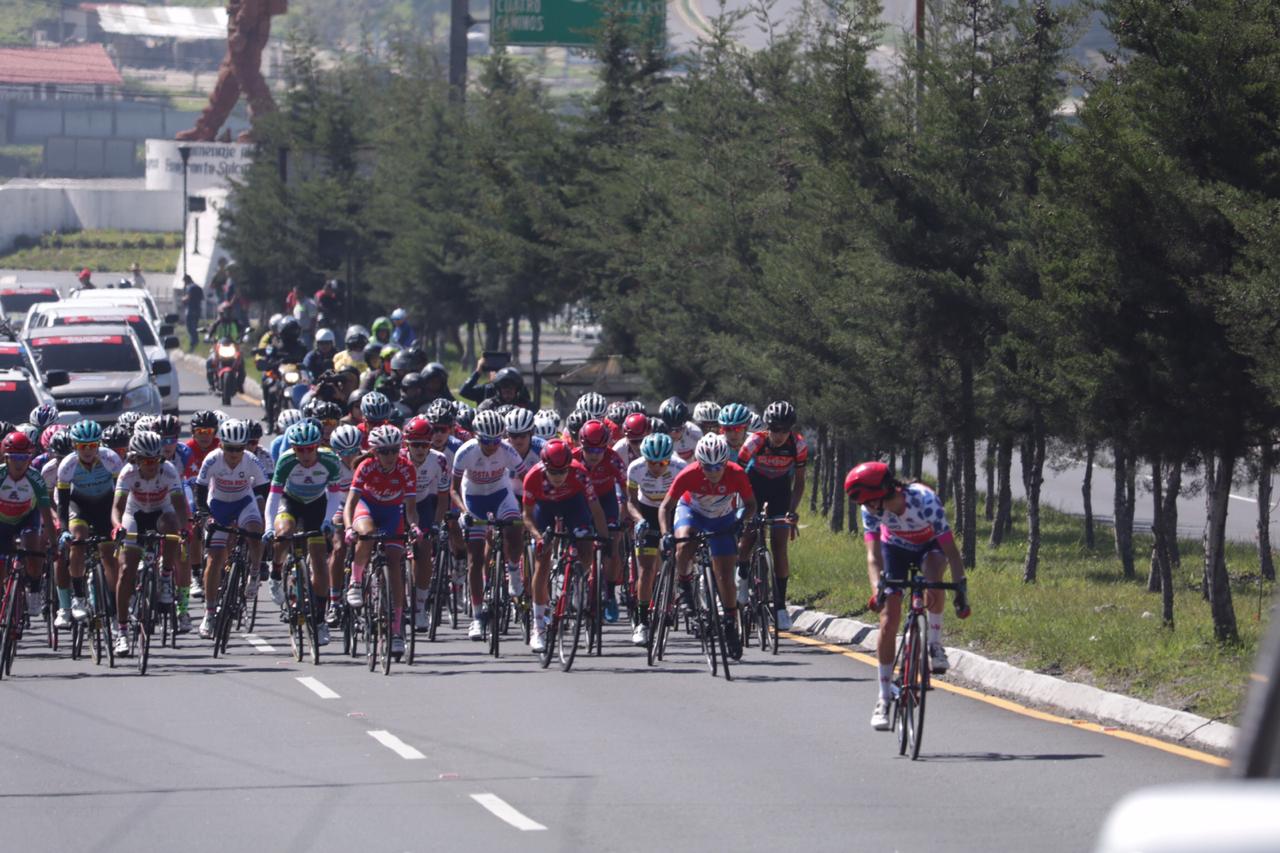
[296,676,339,699]
[367,730,426,760]
[470,793,547,831]
[1229,493,1258,504]
[242,633,276,652]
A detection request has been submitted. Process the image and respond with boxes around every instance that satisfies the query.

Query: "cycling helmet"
[314,328,336,346]
[535,408,561,427]
[129,430,163,458]
[29,404,58,429]
[213,410,230,424]
[40,424,66,451]
[3,432,34,454]
[749,412,765,433]
[623,412,649,439]
[16,424,38,444]
[218,419,251,447]
[371,316,392,338]
[403,415,432,442]
[660,397,689,426]
[648,416,670,435]
[494,366,522,389]
[361,391,392,422]
[627,400,646,415]
[68,420,103,444]
[426,399,455,427]
[473,409,505,440]
[576,392,606,419]
[135,415,158,434]
[389,350,413,371]
[0,421,13,440]
[152,414,180,438]
[843,461,895,504]
[494,403,514,418]
[117,411,142,432]
[718,403,751,428]
[533,413,559,439]
[605,401,628,425]
[764,400,797,429]
[101,424,130,450]
[694,434,732,466]
[368,424,402,450]
[247,420,264,442]
[692,401,721,425]
[391,308,407,322]
[505,407,536,436]
[276,409,304,433]
[579,419,610,449]
[330,424,363,456]
[286,420,323,448]
[540,439,573,469]
[317,400,343,422]
[455,402,475,432]
[192,410,219,431]
[49,429,73,457]
[565,409,588,440]
[641,433,673,462]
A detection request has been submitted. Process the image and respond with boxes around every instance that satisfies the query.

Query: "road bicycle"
[468,513,521,660]
[670,532,733,681]
[426,518,460,642]
[278,530,325,665]
[539,526,604,672]
[127,530,182,675]
[67,537,115,667]
[740,510,789,655]
[207,521,253,658]
[0,548,44,679]
[349,531,408,675]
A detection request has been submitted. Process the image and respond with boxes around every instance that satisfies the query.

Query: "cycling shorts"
[636,503,661,553]
[122,509,173,547]
[674,503,739,558]
[532,494,591,538]
[353,500,405,546]
[748,474,793,522]
[415,495,438,528]
[278,494,329,536]
[0,510,40,555]
[69,495,114,538]
[880,540,943,594]
[463,488,519,541]
[596,489,620,527]
[208,495,263,547]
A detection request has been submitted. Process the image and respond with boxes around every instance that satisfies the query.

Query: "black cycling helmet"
[565,409,588,440]
[648,416,670,435]
[426,399,455,427]
[154,414,181,438]
[314,400,343,421]
[496,403,515,418]
[764,400,797,430]
[659,397,689,426]
[247,420,264,441]
[101,424,130,449]
[191,409,218,430]
[605,401,628,426]
[494,366,522,389]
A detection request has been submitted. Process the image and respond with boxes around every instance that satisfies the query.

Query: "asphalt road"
[0,360,1218,852]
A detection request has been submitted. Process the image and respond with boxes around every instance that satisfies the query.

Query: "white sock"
[473,604,484,620]
[507,563,523,593]
[878,663,893,701]
[533,603,546,628]
[928,613,943,646]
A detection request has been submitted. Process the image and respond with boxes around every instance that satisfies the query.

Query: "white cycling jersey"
[627,455,686,508]
[409,447,451,501]
[508,437,545,498]
[453,439,522,498]
[40,456,58,493]
[613,437,643,469]
[672,422,703,460]
[197,449,268,502]
[117,461,183,514]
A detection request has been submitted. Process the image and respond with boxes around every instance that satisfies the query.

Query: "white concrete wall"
[0,181,181,254]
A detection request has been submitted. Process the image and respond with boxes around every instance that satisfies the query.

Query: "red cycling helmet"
[843,461,894,503]
[579,419,610,449]
[3,432,34,455]
[540,439,573,469]
[623,412,649,439]
[403,415,433,443]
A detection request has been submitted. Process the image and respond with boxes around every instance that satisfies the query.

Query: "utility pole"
[449,0,469,101]
[178,144,192,280]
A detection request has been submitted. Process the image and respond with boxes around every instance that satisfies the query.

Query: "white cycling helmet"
[694,433,731,466]
[330,424,363,456]
[315,328,336,345]
[505,407,536,436]
[473,409,505,440]
[576,391,607,419]
[533,413,559,438]
[368,424,403,450]
[218,419,251,447]
[276,409,304,433]
[129,430,164,458]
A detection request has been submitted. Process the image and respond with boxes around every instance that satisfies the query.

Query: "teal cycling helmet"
[640,433,673,462]
[286,420,323,447]
[718,403,751,428]
[68,419,103,444]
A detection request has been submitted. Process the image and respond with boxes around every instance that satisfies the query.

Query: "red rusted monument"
[176,0,288,142]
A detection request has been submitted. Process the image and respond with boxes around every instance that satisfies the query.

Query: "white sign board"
[145,139,255,192]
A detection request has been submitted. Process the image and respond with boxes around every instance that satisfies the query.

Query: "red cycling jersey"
[351,456,417,506]
[738,430,809,479]
[183,437,218,481]
[668,461,754,518]
[522,461,597,504]
[572,445,626,495]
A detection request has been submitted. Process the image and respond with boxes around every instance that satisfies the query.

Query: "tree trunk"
[1114,443,1136,579]
[1023,412,1046,583]
[463,321,476,367]
[830,441,848,533]
[936,434,949,504]
[1259,443,1275,581]
[530,314,541,407]
[984,440,995,522]
[990,437,1012,547]
[1082,441,1095,549]
[959,357,977,568]
[510,314,521,365]
[810,425,825,515]
[1202,453,1216,602]
[902,444,913,480]
[912,440,923,479]
[1204,447,1239,643]
[950,435,965,520]
[822,433,835,517]
[1148,454,1164,593]
[1165,460,1182,572]
[888,451,897,478]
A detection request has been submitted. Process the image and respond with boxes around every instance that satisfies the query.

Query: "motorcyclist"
[303,328,337,378]
[333,325,369,373]
[371,316,393,346]
[421,362,454,405]
[464,363,534,411]
[390,308,416,348]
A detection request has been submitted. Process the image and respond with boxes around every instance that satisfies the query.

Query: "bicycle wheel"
[285,557,303,663]
[487,551,502,659]
[364,571,377,672]
[44,557,57,652]
[906,611,929,760]
[0,580,15,681]
[558,562,584,672]
[136,568,153,676]
[705,563,732,681]
[694,567,715,675]
[378,563,393,675]
[591,554,604,656]
[428,548,448,642]
[404,570,417,666]
[213,559,242,657]
[647,559,673,666]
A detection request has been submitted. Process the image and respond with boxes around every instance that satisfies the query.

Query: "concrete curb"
[785,604,1238,757]
[169,348,262,401]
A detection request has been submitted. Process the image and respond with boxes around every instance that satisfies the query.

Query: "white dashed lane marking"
[470,793,548,831]
[367,730,426,760]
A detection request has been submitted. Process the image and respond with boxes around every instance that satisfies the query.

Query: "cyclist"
[576,392,606,422]
[692,401,721,436]
[505,407,545,501]
[402,416,450,631]
[343,424,418,657]
[42,430,75,628]
[0,432,55,624]
[325,424,364,625]
[102,424,130,461]
[658,398,702,461]
[112,430,191,648]
[357,392,393,447]
[562,410,588,447]
[625,432,685,647]
[450,409,523,640]
[613,412,649,467]
[658,433,756,660]
[605,401,628,443]
[264,420,343,646]
[55,420,123,633]
[423,400,467,564]
[521,439,610,654]
[736,400,807,631]
[844,461,970,730]
[717,403,753,456]
[195,419,269,640]
[573,419,628,623]
[269,409,305,463]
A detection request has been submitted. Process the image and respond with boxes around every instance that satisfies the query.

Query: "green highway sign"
[491,0,665,48]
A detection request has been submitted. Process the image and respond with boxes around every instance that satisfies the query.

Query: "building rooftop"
[0,44,123,88]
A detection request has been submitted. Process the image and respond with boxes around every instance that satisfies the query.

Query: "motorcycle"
[212,337,244,406]
[281,363,311,411]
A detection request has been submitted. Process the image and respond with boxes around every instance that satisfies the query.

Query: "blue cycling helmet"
[68,419,103,444]
[286,420,323,447]
[640,433,673,462]
[717,403,751,428]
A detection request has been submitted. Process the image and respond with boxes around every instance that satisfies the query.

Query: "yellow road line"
[780,631,1230,768]
[237,392,262,406]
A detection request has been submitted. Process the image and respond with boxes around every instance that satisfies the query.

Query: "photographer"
[460,355,534,411]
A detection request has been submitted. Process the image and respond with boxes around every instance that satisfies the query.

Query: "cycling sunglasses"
[647,459,670,468]
[320,418,339,428]
[74,441,99,450]
[293,443,319,452]
[222,444,245,452]
[161,437,178,446]
[581,445,606,454]
[545,466,570,477]
[721,424,748,433]
[768,425,789,433]
[701,462,726,472]
[5,453,30,462]
[407,441,432,449]
[193,427,216,436]
[432,425,451,434]
[478,436,503,446]
[375,446,401,456]
[138,455,162,464]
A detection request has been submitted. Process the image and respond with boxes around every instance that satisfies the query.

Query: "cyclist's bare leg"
[923,550,946,615]
[308,539,328,598]
[158,516,181,569]
[69,522,89,581]
[637,552,658,603]
[710,553,737,615]
[877,594,902,665]
[272,515,295,572]
[243,522,265,567]
[413,539,432,589]
[466,537,485,613]
[532,542,551,607]
[387,548,406,636]
[203,544,227,606]
[673,528,694,579]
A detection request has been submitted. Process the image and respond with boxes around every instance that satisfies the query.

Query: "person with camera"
[460,354,534,411]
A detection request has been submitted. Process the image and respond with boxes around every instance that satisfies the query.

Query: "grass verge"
[788,502,1274,724]
[0,230,181,273]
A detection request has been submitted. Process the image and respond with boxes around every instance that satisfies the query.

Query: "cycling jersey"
[39,457,59,493]
[672,422,703,460]
[265,449,343,528]
[407,447,450,501]
[862,482,952,550]
[252,447,273,478]
[522,461,597,504]
[572,446,627,497]
[453,439,522,497]
[434,433,463,470]
[269,433,291,464]
[612,437,643,469]
[627,456,686,508]
[183,437,218,482]
[351,456,417,506]
[739,431,808,479]
[117,461,183,514]
[197,449,269,502]
[508,436,546,497]
[0,463,51,525]
[56,450,123,502]
[668,461,753,519]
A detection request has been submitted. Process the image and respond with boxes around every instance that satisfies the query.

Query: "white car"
[65,287,165,327]
[27,301,182,414]
[0,281,61,326]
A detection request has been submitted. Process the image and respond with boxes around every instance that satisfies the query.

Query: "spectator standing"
[290,283,319,347]
[316,279,345,330]
[390,308,416,348]
[129,262,146,290]
[180,274,204,351]
[76,268,95,290]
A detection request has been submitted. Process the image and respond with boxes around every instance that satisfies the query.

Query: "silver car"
[24,324,166,423]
